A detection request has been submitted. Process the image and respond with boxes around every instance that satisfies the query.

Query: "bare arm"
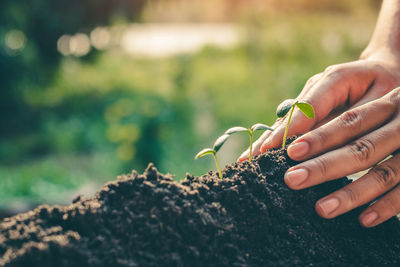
[362,0,400,61]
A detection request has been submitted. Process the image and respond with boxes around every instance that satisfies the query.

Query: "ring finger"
[315,153,400,219]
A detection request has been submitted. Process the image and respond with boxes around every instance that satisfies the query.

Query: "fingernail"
[317,197,340,215]
[260,137,272,152]
[361,211,378,226]
[238,152,249,162]
[288,141,309,159]
[284,168,308,186]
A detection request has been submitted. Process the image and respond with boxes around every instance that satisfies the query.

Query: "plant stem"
[249,132,253,161]
[213,153,223,179]
[282,105,295,149]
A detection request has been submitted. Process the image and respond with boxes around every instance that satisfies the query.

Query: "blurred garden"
[0,0,380,211]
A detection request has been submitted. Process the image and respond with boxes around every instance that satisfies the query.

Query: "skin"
[238,0,400,227]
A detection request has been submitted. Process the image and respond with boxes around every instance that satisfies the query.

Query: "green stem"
[249,132,253,161]
[282,105,295,149]
[213,153,223,179]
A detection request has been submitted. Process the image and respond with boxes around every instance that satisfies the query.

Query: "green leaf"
[251,123,274,132]
[194,148,215,159]
[225,126,248,135]
[276,99,296,117]
[296,102,315,119]
[213,134,230,152]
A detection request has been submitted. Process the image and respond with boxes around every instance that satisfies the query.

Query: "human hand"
[285,87,400,227]
[238,57,400,162]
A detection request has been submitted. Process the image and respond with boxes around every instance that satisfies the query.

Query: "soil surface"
[1,144,400,266]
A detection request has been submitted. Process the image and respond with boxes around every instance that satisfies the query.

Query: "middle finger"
[315,153,400,219]
[284,120,400,190]
[287,96,396,161]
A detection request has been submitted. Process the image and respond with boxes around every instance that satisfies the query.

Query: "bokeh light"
[57,33,91,57]
[5,29,26,53]
[90,27,111,50]
[57,35,72,56]
[120,23,239,57]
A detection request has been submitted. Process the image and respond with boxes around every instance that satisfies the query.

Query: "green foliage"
[276,99,315,148]
[296,102,315,119]
[0,4,374,205]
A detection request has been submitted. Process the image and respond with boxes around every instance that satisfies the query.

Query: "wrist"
[360,45,400,67]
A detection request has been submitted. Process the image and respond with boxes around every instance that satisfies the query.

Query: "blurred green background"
[0,0,380,210]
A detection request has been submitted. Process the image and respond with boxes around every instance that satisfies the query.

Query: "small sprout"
[195,123,273,178]
[224,123,273,161]
[195,134,230,179]
[276,99,315,148]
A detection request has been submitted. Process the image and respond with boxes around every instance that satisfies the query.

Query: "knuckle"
[348,139,375,163]
[341,187,359,204]
[389,87,400,106]
[368,61,385,72]
[323,65,343,78]
[338,110,362,132]
[311,129,329,148]
[370,164,399,189]
[314,157,329,177]
[324,65,337,73]
[305,73,322,86]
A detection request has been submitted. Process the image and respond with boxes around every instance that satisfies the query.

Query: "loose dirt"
[1,144,399,266]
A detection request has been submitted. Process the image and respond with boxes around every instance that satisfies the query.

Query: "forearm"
[361,0,400,61]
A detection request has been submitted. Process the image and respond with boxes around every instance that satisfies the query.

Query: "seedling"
[276,99,315,148]
[224,123,273,161]
[194,134,230,179]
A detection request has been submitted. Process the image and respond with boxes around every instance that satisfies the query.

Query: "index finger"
[287,96,396,161]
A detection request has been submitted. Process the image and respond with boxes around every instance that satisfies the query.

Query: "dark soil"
[1,144,400,266]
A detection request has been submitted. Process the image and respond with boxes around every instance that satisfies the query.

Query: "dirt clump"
[1,146,399,266]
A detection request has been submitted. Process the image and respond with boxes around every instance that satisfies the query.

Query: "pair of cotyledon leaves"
[276,99,314,119]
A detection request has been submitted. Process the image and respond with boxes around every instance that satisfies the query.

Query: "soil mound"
[1,146,400,266]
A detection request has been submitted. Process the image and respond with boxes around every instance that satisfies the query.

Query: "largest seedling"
[276,99,315,148]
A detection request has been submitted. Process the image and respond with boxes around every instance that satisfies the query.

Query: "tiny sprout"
[225,123,273,161]
[276,99,315,148]
[195,134,230,179]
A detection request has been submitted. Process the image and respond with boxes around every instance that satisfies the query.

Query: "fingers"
[286,87,400,227]
[315,153,400,221]
[260,62,376,152]
[284,119,400,190]
[359,184,400,227]
[238,73,325,161]
[287,96,396,161]
[237,122,279,162]
[237,133,266,162]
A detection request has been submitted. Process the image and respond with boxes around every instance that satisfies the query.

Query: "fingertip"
[315,201,326,218]
[260,144,271,153]
[287,140,310,160]
[359,211,379,228]
[260,135,274,152]
[237,157,247,162]
[237,151,249,162]
[315,197,340,219]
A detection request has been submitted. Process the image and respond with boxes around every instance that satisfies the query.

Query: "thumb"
[261,61,375,151]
